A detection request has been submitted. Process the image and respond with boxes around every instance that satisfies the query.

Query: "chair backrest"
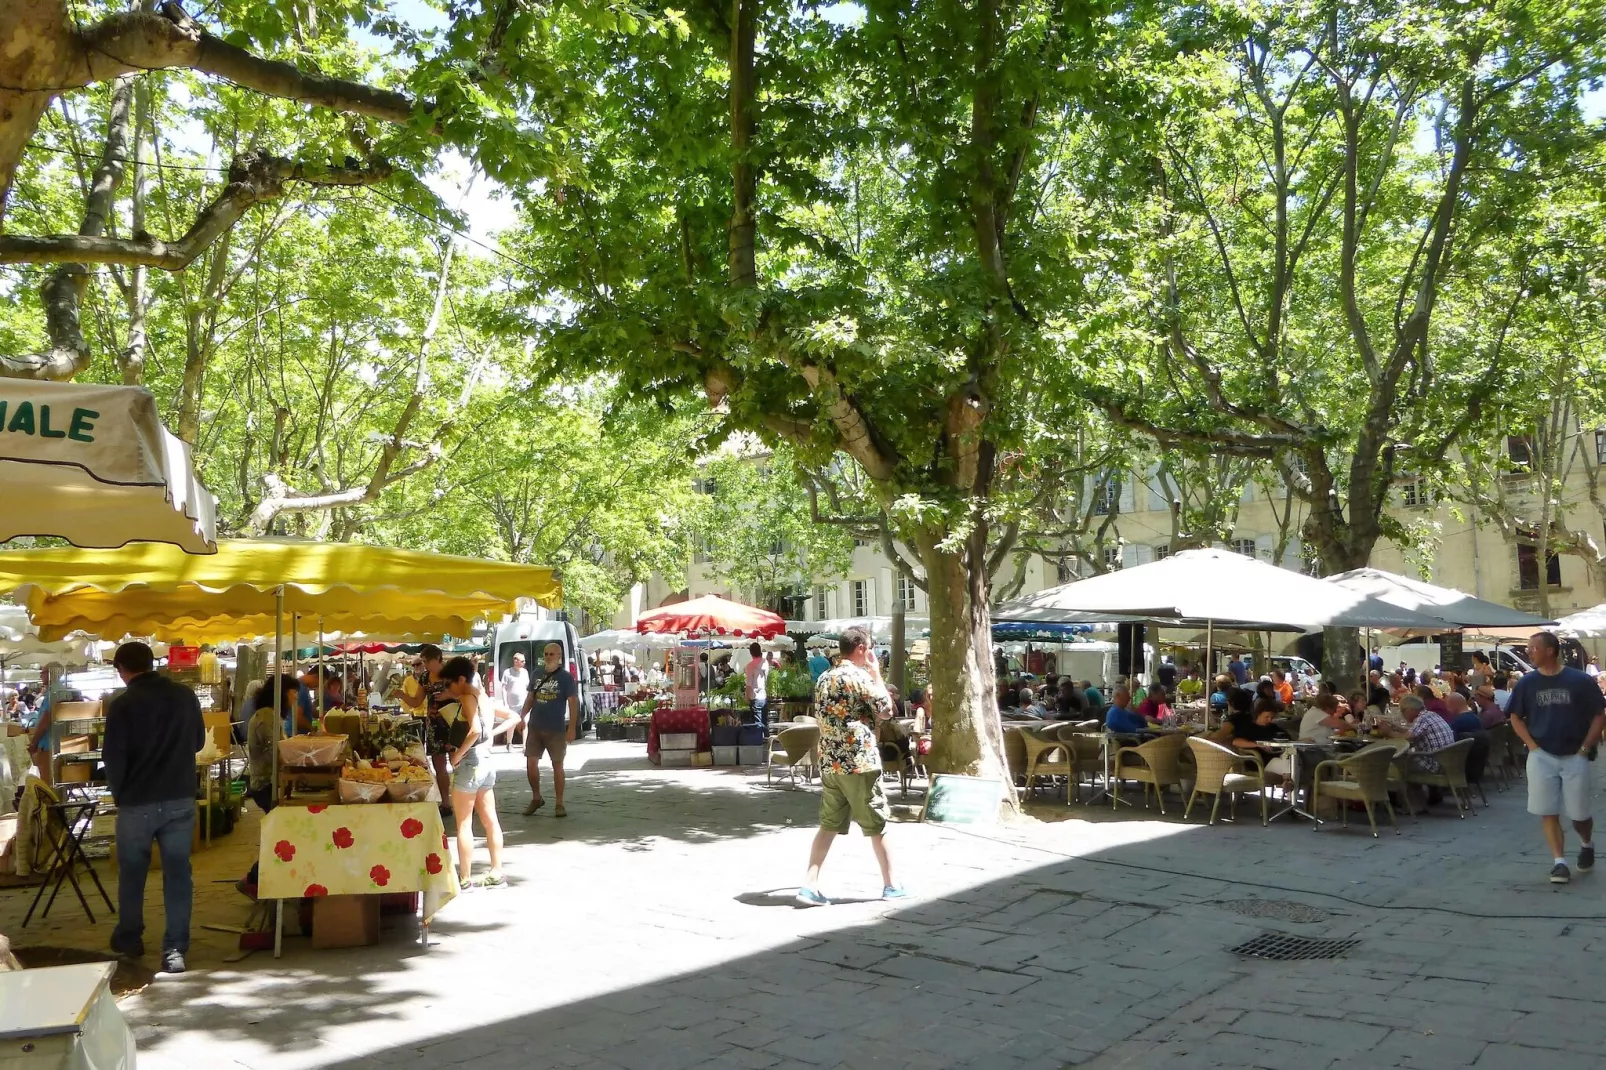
[1460,731,1491,783]
[778,725,820,765]
[1427,736,1475,785]
[1059,728,1103,760]
[1002,727,1027,777]
[1338,743,1397,800]
[1135,731,1188,782]
[1186,736,1246,792]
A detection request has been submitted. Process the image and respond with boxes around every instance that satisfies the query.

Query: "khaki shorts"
[526,728,568,764]
[819,771,889,837]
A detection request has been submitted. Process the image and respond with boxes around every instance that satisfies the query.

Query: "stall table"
[647,707,709,763]
[257,801,458,956]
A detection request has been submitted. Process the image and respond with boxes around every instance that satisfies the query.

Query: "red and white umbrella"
[635,594,785,639]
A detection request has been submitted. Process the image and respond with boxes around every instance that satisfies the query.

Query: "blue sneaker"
[795,886,830,907]
[882,885,909,901]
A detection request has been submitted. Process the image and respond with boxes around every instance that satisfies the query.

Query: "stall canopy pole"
[316,618,325,725]
[1205,618,1214,728]
[272,585,284,960]
[290,614,299,736]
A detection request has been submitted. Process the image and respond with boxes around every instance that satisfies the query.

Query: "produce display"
[336,744,434,803]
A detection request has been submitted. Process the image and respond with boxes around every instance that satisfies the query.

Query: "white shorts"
[1527,749,1593,822]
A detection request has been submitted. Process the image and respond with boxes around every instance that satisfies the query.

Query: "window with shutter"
[852,580,870,616]
[1230,538,1257,559]
[1104,546,1124,571]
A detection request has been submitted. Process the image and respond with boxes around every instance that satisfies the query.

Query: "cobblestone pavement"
[5,740,1605,1070]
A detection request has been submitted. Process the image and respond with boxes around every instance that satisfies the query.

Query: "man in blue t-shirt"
[808,650,830,681]
[1508,631,1606,884]
[1104,688,1149,735]
[1228,655,1248,685]
[519,642,579,818]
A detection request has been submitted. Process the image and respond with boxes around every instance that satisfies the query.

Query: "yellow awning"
[0,539,561,642]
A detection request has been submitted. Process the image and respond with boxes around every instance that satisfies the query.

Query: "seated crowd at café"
[993,652,1531,814]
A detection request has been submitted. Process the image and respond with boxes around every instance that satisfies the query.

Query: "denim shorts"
[1527,749,1591,821]
[452,754,496,793]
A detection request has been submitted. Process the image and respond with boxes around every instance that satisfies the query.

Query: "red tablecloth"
[648,706,709,760]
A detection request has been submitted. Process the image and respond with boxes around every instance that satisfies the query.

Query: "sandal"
[554,804,568,818]
[481,872,506,888]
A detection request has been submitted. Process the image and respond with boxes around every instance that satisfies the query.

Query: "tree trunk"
[919,537,1011,792]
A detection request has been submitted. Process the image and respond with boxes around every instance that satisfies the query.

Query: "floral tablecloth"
[257,802,458,921]
[648,706,709,761]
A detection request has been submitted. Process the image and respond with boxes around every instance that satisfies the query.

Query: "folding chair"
[23,798,115,926]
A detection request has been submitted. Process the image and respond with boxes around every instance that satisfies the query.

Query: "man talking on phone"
[796,625,907,905]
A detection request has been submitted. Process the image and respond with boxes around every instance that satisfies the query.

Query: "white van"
[490,617,589,730]
[1387,642,1533,678]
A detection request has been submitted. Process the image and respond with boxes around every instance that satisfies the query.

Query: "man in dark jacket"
[104,642,205,973]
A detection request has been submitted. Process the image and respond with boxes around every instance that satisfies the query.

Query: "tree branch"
[0,153,394,269]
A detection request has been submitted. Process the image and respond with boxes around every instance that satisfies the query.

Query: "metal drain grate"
[1230,932,1359,961]
[1220,899,1330,925]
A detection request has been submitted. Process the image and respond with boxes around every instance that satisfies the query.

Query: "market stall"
[635,595,786,767]
[0,539,561,955]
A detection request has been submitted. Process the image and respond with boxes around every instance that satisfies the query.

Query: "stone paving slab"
[4,740,1606,1070]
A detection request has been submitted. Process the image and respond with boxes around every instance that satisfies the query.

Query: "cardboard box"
[56,760,93,783]
[58,735,92,755]
[312,894,380,949]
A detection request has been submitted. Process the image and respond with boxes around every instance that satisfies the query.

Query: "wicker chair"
[1183,737,1269,826]
[766,725,820,787]
[1405,737,1476,817]
[1057,727,1106,805]
[1003,727,1028,794]
[1483,721,1517,789]
[1311,743,1399,837]
[1019,724,1071,799]
[1112,732,1188,813]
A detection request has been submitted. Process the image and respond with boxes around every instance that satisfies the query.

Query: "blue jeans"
[113,799,195,953]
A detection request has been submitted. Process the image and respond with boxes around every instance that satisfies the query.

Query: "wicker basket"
[338,780,388,804]
[278,735,348,767]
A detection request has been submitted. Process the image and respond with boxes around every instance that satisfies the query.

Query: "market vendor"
[400,644,454,811]
[239,674,298,898]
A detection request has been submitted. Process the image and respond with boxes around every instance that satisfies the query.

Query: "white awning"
[994,548,1457,631]
[1327,567,1553,635]
[1,380,217,553]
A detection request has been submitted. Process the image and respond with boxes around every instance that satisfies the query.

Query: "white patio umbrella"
[1,380,217,552]
[0,605,29,642]
[1326,567,1553,636]
[580,629,679,651]
[1550,605,1606,638]
[994,548,1456,632]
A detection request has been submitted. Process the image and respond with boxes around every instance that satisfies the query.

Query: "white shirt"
[1589,664,1601,678]
[500,666,530,710]
[1299,707,1336,744]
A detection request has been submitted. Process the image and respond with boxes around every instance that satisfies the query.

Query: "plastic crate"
[659,749,696,768]
[738,745,767,766]
[661,732,699,751]
[712,746,738,766]
[736,725,766,747]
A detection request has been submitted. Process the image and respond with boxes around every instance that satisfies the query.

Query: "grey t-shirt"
[1507,667,1605,756]
[527,669,576,733]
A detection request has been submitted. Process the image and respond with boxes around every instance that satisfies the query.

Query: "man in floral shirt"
[797,626,906,906]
